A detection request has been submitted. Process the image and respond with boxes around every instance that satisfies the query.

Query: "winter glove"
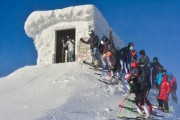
[80,38,84,42]
[130,81,134,85]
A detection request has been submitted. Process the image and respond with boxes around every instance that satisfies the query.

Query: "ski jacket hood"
[162,74,168,82]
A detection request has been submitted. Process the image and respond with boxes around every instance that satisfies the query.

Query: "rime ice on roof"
[24,4,124,65]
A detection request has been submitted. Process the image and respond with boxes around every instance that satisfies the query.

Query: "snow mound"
[0,62,126,120]
[0,62,179,120]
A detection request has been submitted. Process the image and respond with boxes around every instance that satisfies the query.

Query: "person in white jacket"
[62,35,75,62]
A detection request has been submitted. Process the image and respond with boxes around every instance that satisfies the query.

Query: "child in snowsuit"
[169,73,178,102]
[158,74,171,112]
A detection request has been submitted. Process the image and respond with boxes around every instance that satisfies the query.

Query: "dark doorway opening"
[55,29,76,63]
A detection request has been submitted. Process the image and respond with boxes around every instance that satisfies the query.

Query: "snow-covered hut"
[24,4,124,65]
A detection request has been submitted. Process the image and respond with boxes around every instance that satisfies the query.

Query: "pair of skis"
[83,61,114,83]
[118,104,164,120]
[83,61,123,85]
[83,61,100,68]
[117,115,153,120]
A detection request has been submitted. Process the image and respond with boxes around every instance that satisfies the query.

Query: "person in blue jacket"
[156,66,166,89]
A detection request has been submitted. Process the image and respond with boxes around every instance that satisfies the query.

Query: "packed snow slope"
[0,62,179,120]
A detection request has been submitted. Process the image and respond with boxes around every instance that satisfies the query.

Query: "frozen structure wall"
[24,4,124,65]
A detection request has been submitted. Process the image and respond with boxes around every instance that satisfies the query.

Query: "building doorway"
[55,29,76,63]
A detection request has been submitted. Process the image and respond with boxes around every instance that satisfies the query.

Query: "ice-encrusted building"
[24,4,124,65]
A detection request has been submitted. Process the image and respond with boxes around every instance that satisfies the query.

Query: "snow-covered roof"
[25,5,96,39]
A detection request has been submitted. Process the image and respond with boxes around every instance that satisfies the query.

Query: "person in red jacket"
[157,74,171,112]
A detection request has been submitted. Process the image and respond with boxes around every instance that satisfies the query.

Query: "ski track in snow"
[0,62,179,120]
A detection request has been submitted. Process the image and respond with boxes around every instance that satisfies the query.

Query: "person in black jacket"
[109,46,121,77]
[80,30,99,65]
[138,50,150,68]
[150,57,162,88]
[127,64,151,118]
[137,49,151,82]
[137,50,152,113]
[118,42,134,74]
[138,69,153,114]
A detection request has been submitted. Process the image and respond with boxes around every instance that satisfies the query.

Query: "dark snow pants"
[158,99,169,111]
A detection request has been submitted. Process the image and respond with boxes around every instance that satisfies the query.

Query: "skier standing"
[80,30,99,65]
[138,68,153,114]
[129,44,138,63]
[150,57,162,88]
[169,73,178,102]
[156,66,166,89]
[158,74,171,112]
[118,42,134,74]
[137,50,151,77]
[99,36,111,69]
[127,62,151,118]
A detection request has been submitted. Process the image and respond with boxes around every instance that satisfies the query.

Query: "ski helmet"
[158,66,164,72]
[169,73,173,78]
[153,57,158,62]
[88,30,94,36]
[139,49,145,56]
[101,36,108,43]
[128,42,134,47]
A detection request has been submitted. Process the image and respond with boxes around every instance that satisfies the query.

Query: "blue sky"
[0,0,180,86]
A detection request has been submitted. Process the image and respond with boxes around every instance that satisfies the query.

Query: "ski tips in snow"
[117,115,154,120]
[83,61,99,68]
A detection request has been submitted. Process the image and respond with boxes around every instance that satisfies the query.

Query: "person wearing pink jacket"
[158,74,171,112]
[169,73,178,103]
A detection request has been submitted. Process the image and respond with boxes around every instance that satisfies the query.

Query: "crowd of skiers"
[80,30,178,119]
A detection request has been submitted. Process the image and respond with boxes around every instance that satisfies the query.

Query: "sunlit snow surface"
[0,62,179,120]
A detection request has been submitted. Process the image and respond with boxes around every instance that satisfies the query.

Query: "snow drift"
[0,62,179,120]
